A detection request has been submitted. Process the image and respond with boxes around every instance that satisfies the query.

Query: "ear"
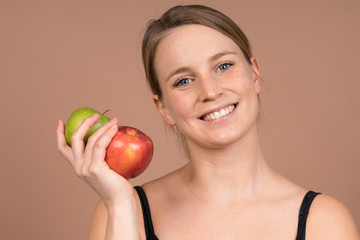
[250,56,261,94]
[153,95,176,126]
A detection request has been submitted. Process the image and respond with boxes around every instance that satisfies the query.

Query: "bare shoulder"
[88,200,107,240]
[307,194,359,239]
[142,167,184,195]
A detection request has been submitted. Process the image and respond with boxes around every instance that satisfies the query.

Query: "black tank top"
[134,186,320,240]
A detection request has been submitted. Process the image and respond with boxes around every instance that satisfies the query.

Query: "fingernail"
[111,117,118,123]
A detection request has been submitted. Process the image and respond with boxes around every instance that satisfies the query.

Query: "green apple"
[64,107,111,146]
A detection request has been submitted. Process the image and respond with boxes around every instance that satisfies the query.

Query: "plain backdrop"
[1,0,359,239]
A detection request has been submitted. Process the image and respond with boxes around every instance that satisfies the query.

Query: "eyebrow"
[165,51,237,82]
[209,51,237,62]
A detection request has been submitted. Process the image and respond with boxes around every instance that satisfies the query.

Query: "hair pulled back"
[142,5,252,99]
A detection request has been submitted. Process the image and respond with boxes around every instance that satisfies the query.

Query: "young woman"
[56,5,359,240]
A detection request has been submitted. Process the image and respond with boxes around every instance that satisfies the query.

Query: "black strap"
[296,191,321,240]
[135,187,319,240]
[134,186,156,239]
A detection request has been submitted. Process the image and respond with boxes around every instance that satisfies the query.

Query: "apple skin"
[65,107,111,146]
[105,126,154,179]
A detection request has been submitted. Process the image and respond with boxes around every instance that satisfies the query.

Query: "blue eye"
[174,78,192,87]
[217,62,233,72]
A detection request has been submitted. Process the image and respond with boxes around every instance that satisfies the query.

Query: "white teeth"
[225,108,229,115]
[202,104,236,121]
[214,112,221,119]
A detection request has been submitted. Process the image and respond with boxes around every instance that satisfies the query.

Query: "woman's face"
[153,24,261,149]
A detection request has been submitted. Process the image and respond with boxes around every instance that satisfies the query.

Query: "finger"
[85,117,119,148]
[56,119,74,165]
[83,117,118,166]
[71,113,100,155]
[84,122,119,174]
[71,113,100,173]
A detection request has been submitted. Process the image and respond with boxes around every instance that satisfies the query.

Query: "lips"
[200,103,237,121]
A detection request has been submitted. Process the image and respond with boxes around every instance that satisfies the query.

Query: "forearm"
[105,198,140,240]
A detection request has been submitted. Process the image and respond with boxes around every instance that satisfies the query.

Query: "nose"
[198,75,223,102]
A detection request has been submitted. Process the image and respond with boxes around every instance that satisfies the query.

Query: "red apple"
[105,126,154,179]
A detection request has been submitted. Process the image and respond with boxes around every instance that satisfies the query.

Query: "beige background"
[1,0,359,239]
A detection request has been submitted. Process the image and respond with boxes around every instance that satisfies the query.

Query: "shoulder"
[139,168,187,219]
[141,167,185,197]
[88,200,107,239]
[307,193,359,239]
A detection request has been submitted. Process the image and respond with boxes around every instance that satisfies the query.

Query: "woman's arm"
[89,195,145,240]
[89,198,139,240]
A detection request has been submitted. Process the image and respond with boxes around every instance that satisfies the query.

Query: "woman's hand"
[56,114,134,208]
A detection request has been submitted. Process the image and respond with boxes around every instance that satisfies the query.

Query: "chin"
[194,130,244,149]
[206,121,258,148]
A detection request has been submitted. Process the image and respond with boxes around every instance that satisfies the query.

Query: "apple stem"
[102,109,111,115]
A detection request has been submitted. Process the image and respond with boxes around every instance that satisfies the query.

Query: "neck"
[181,126,274,204]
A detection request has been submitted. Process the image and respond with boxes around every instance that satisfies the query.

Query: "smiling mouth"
[200,104,237,121]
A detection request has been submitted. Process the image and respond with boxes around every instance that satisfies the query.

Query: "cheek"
[175,100,195,120]
[228,71,256,97]
[164,93,194,123]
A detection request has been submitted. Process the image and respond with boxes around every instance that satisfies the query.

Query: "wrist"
[104,196,139,240]
[103,185,136,211]
[107,197,136,214]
